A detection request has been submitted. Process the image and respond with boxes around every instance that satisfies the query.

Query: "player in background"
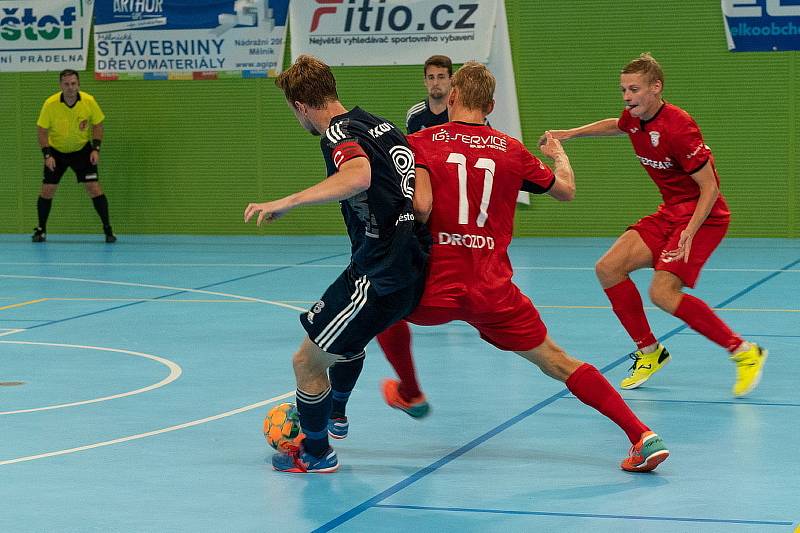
[541,53,766,397]
[378,62,668,472]
[245,55,428,473]
[405,55,453,134]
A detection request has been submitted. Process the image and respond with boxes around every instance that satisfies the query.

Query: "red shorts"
[406,282,548,352]
[630,210,728,288]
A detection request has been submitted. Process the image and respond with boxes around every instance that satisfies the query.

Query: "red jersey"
[407,121,555,307]
[617,103,729,223]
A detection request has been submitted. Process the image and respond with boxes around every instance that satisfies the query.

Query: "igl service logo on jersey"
[0,0,94,72]
[432,128,509,152]
[291,0,499,66]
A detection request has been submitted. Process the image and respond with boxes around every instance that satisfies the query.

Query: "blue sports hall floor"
[1,234,798,532]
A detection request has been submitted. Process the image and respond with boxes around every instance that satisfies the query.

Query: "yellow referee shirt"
[36,91,105,153]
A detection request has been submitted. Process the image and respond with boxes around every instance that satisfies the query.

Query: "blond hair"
[451,61,495,113]
[275,54,339,108]
[621,52,664,88]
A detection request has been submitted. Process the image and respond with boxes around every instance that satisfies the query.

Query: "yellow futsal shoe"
[730,343,768,397]
[620,344,671,390]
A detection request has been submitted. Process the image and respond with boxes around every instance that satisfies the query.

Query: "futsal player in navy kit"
[245,55,428,473]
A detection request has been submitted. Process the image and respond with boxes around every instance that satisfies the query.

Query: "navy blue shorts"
[43,144,98,184]
[300,265,424,358]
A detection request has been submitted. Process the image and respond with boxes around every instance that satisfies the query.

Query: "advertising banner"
[290,0,497,65]
[722,0,800,51]
[0,0,93,72]
[93,0,288,80]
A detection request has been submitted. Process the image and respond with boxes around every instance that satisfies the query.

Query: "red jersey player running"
[378,62,668,472]
[541,53,766,396]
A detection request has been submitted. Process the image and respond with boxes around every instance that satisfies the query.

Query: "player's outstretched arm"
[539,132,575,202]
[538,118,623,145]
[244,158,372,226]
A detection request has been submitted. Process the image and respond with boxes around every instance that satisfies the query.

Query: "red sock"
[376,320,423,400]
[673,294,743,352]
[604,279,658,349]
[566,363,649,444]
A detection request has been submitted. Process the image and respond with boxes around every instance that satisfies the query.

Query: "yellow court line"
[537,305,800,313]
[0,298,48,311]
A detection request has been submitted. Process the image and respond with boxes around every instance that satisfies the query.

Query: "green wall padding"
[2,1,797,237]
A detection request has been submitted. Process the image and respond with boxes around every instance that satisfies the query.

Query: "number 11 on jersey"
[446,152,496,228]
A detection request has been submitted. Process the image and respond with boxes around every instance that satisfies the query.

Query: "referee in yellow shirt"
[35,69,115,243]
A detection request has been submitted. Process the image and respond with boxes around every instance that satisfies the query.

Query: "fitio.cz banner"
[0,0,93,72]
[291,0,498,65]
[93,0,288,80]
[722,0,800,51]
[290,0,530,203]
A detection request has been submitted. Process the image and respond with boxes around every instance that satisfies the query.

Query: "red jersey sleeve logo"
[332,141,367,169]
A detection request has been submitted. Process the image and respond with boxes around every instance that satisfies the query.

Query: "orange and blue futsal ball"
[263,402,303,452]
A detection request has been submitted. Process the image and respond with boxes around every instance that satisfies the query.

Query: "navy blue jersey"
[406,99,491,135]
[405,99,448,134]
[320,107,426,295]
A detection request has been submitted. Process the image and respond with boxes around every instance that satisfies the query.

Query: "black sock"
[295,387,331,457]
[37,196,52,230]
[91,194,111,228]
[329,352,365,418]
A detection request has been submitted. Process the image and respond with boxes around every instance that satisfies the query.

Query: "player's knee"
[648,282,677,311]
[291,348,318,375]
[594,257,618,284]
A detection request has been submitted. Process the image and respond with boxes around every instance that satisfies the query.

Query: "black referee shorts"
[300,265,424,359]
[43,144,98,184]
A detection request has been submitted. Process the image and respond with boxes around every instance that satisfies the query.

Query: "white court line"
[0,341,182,415]
[0,276,304,465]
[0,275,307,313]
[0,263,798,273]
[0,262,342,267]
[0,329,25,337]
[0,391,295,466]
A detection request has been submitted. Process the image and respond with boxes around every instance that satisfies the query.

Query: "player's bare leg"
[272,337,340,473]
[597,230,670,388]
[595,230,653,289]
[517,335,668,472]
[654,270,767,397]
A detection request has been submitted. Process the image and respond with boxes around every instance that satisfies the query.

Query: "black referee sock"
[91,194,111,228]
[295,387,332,457]
[329,352,365,418]
[37,196,52,230]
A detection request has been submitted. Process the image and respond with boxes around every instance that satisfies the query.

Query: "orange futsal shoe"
[621,431,669,473]
[380,378,431,418]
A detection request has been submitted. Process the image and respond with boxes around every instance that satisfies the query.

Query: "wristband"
[92,139,102,151]
[42,147,52,158]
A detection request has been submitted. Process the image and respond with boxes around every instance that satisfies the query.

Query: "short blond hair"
[621,52,664,88]
[275,54,339,109]
[451,61,494,113]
